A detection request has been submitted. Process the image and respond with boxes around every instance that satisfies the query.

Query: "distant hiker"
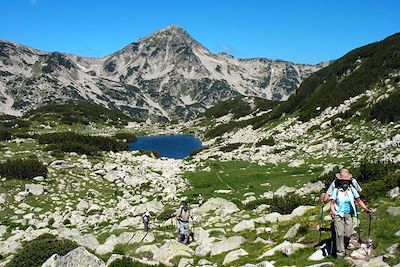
[175,201,193,244]
[197,193,204,206]
[330,170,372,258]
[142,211,151,231]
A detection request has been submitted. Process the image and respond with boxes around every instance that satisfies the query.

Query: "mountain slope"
[0,25,324,121]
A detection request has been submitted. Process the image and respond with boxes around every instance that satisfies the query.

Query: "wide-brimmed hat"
[335,168,353,180]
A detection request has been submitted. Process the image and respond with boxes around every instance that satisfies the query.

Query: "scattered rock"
[215,202,239,217]
[0,193,5,205]
[387,243,400,254]
[306,263,334,267]
[25,184,45,196]
[210,236,246,256]
[42,247,105,267]
[387,206,400,216]
[283,223,301,239]
[223,248,249,265]
[387,187,400,199]
[154,240,195,266]
[291,206,315,217]
[232,220,255,233]
[178,257,194,267]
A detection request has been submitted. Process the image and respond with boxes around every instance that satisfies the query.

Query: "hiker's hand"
[364,207,373,214]
[330,211,336,219]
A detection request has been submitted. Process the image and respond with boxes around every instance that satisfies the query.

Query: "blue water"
[128,134,203,159]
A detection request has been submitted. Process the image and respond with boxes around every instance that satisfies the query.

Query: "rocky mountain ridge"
[0,25,325,121]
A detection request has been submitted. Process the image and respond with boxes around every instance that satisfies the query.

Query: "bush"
[256,136,275,147]
[0,128,12,141]
[220,143,242,153]
[157,207,176,221]
[362,172,400,200]
[0,158,47,179]
[114,132,137,143]
[35,132,127,155]
[244,195,315,214]
[6,234,78,267]
[109,257,166,267]
[369,91,400,123]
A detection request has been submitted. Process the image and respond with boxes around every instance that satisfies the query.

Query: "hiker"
[175,201,193,244]
[141,211,151,231]
[197,193,204,206]
[330,170,372,258]
[321,168,362,204]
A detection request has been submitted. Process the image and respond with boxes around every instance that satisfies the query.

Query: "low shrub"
[256,136,275,147]
[369,91,400,123]
[109,257,166,267]
[0,128,12,141]
[0,158,47,179]
[6,234,78,267]
[362,172,400,200]
[244,195,315,214]
[220,143,242,153]
[35,132,127,155]
[157,207,176,221]
[114,132,137,143]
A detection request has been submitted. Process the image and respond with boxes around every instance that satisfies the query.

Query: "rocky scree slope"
[0,25,324,121]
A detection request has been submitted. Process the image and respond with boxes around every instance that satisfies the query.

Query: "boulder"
[308,249,326,261]
[255,212,282,224]
[351,256,391,267]
[49,160,70,169]
[232,220,255,233]
[288,159,305,167]
[305,263,334,267]
[387,187,400,198]
[259,241,291,258]
[154,240,195,266]
[215,202,239,217]
[76,200,89,211]
[387,206,400,216]
[295,181,325,196]
[197,198,229,214]
[178,258,194,267]
[242,261,275,267]
[42,246,105,267]
[0,239,22,256]
[211,236,246,256]
[387,243,400,254]
[74,234,100,251]
[281,242,306,256]
[283,223,301,239]
[0,193,5,205]
[25,184,45,196]
[223,249,249,265]
[291,206,315,217]
[274,186,296,197]
[351,245,372,260]
[96,235,118,255]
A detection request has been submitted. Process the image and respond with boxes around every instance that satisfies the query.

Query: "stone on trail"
[232,219,255,233]
[387,206,400,216]
[283,223,301,239]
[258,240,306,258]
[305,263,334,267]
[178,257,194,267]
[350,256,391,267]
[25,184,45,196]
[210,236,246,256]
[42,247,105,267]
[242,261,275,267]
[153,240,195,266]
[215,201,239,217]
[223,248,249,265]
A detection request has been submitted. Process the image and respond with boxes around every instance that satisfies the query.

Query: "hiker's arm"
[330,200,336,218]
[356,198,372,213]
[322,193,330,204]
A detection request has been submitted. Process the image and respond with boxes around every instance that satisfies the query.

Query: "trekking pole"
[319,203,324,242]
[140,229,149,243]
[367,213,372,248]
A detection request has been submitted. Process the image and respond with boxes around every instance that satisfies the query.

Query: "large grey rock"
[41,246,105,267]
[387,206,400,216]
[197,198,229,214]
[118,231,155,244]
[308,249,326,261]
[291,206,315,217]
[0,193,6,205]
[351,256,391,267]
[258,241,291,258]
[0,239,22,256]
[25,184,45,196]
[295,181,325,196]
[242,261,275,267]
[0,225,7,238]
[387,187,400,198]
[76,200,89,211]
[232,220,255,233]
[74,234,100,251]
[281,242,307,256]
[274,186,296,197]
[178,258,194,267]
[387,243,400,254]
[153,240,195,266]
[255,212,282,224]
[283,223,301,239]
[96,235,118,255]
[215,202,239,217]
[222,249,248,265]
[210,236,246,256]
[49,160,70,169]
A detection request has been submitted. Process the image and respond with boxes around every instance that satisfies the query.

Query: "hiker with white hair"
[330,168,372,258]
[175,201,193,244]
[141,211,151,231]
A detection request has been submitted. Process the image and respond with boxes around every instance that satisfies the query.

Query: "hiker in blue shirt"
[330,169,372,258]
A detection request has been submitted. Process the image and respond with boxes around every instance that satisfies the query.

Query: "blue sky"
[1,0,399,64]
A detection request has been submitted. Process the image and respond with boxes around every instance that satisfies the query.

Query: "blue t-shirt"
[343,195,353,214]
[330,187,359,218]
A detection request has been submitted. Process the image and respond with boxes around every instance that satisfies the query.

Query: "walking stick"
[319,204,324,242]
[140,229,149,243]
[367,213,372,248]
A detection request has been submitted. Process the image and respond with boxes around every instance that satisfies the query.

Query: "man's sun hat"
[335,168,353,180]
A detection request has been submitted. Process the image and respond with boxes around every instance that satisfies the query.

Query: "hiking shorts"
[179,221,189,236]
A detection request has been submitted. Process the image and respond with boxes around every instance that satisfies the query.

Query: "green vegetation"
[114,132,138,143]
[109,257,166,267]
[370,91,400,122]
[0,158,47,179]
[0,128,12,141]
[243,194,316,214]
[220,143,242,152]
[6,234,78,267]
[255,136,275,147]
[24,103,138,126]
[35,132,128,155]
